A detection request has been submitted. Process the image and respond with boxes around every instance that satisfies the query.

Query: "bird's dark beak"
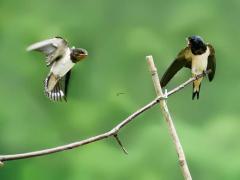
[80,49,88,58]
[82,53,88,58]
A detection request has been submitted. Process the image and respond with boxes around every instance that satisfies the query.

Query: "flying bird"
[27,37,88,102]
[160,35,216,100]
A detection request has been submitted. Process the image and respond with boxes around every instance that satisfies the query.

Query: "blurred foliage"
[0,0,239,179]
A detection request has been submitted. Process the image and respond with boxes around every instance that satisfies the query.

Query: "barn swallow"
[160,35,216,100]
[27,37,88,102]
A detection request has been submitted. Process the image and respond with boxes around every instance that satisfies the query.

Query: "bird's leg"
[193,73,201,80]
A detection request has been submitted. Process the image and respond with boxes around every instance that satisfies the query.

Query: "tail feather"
[45,73,58,93]
[44,73,66,102]
[44,81,66,102]
[192,82,201,100]
[192,91,199,100]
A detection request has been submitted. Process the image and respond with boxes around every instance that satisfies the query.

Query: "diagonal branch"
[0,63,210,167]
[146,55,193,180]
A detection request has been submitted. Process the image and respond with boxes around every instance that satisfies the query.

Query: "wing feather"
[160,47,191,87]
[27,37,68,66]
[207,44,216,81]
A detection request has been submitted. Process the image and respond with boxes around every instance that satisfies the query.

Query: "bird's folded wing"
[207,44,216,81]
[160,47,191,87]
[27,37,68,66]
[45,71,71,102]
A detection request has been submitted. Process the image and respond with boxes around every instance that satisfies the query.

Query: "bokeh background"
[0,0,239,179]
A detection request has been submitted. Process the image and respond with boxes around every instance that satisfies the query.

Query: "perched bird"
[160,35,216,100]
[27,37,88,101]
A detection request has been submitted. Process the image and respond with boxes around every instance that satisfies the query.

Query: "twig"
[0,65,210,167]
[146,55,192,180]
[113,134,128,154]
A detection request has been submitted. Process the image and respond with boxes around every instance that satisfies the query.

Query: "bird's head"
[187,35,207,55]
[70,48,88,63]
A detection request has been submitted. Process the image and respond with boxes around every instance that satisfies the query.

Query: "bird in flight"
[160,35,216,100]
[27,37,88,102]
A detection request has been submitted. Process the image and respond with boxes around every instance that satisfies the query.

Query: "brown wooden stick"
[146,55,192,180]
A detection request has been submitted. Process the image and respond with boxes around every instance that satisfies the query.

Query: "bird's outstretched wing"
[44,71,71,102]
[27,37,68,66]
[207,44,216,81]
[160,47,191,87]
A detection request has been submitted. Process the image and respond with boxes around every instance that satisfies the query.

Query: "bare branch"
[0,60,210,167]
[0,97,160,162]
[146,55,192,180]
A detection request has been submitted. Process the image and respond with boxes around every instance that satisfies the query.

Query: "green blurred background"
[0,0,239,179]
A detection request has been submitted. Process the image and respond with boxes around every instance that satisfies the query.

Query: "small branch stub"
[114,134,128,155]
[0,161,4,167]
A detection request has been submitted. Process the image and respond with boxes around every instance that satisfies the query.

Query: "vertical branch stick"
[146,55,192,180]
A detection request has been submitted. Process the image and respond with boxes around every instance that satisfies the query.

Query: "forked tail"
[192,80,201,100]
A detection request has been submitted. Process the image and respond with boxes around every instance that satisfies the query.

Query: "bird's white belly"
[51,50,74,77]
[191,48,210,75]
[52,61,74,77]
